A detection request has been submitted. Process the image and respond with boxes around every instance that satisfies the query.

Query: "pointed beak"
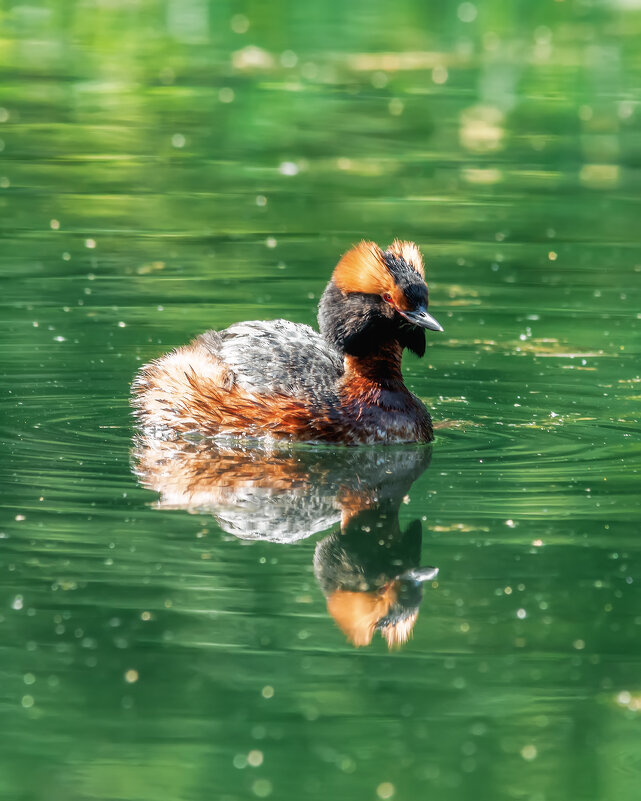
[398,306,444,332]
[397,566,439,583]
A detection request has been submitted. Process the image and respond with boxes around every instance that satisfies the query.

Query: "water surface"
[1,2,641,800]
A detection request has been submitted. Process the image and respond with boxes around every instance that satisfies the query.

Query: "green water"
[2,1,641,799]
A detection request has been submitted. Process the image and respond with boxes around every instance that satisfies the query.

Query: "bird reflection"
[132,435,438,649]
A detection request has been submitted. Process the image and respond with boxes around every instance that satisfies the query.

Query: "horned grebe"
[132,240,443,443]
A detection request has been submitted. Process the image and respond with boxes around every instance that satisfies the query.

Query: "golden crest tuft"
[332,241,391,295]
[326,581,412,649]
[378,611,419,649]
[326,590,388,647]
[387,239,425,277]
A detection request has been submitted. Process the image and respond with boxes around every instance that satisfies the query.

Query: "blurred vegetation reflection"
[1,0,641,800]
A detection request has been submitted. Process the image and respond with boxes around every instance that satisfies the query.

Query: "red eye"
[383,292,393,303]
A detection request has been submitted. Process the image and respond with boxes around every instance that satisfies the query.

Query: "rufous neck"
[343,341,405,389]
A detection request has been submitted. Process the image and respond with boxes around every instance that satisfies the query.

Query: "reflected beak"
[398,306,444,332]
[398,566,439,583]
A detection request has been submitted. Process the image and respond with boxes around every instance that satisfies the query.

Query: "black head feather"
[318,277,426,358]
[398,324,426,357]
[382,251,429,309]
[318,283,388,356]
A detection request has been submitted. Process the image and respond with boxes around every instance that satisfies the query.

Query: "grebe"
[132,239,443,443]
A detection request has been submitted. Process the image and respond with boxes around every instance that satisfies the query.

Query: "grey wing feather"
[199,320,343,400]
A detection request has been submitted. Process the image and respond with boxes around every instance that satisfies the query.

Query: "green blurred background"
[1,1,640,800]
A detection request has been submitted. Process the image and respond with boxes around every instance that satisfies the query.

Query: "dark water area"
[1,1,641,800]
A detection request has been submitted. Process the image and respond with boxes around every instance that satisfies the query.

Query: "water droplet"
[230,14,249,34]
[279,161,298,176]
[458,3,478,23]
[521,744,537,761]
[252,779,272,798]
[280,50,298,68]
[432,65,448,84]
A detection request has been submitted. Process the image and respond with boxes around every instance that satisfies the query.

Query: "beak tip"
[400,566,439,582]
[425,312,444,333]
